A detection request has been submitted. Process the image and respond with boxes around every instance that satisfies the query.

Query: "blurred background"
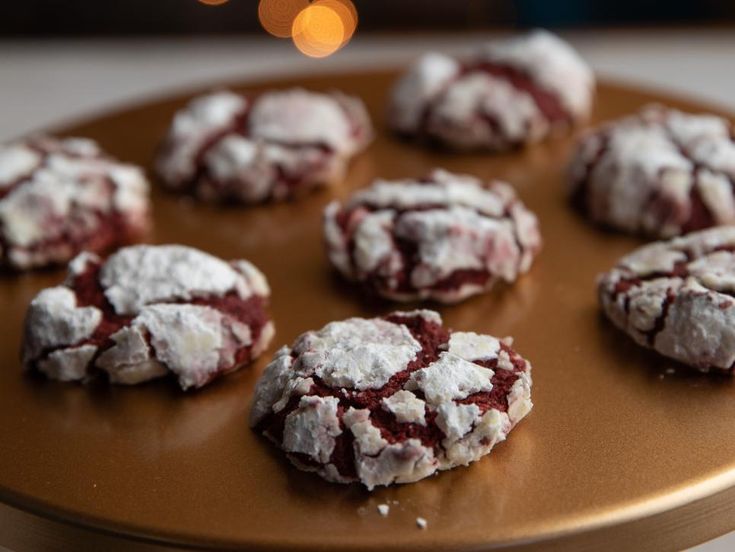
[2,0,735,139]
[3,0,735,36]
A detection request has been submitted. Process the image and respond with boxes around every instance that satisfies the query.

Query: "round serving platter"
[1,69,735,552]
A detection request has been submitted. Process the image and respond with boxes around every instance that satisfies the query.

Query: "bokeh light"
[315,0,357,45]
[292,4,344,58]
[291,1,356,58]
[257,0,357,58]
[198,0,230,6]
[258,0,310,38]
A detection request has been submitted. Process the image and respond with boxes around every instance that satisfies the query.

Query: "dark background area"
[2,0,735,37]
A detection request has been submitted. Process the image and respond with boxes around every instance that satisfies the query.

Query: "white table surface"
[1,28,734,551]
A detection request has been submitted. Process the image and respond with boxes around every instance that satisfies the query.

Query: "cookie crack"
[643,288,675,346]
[417,61,568,142]
[467,61,569,125]
[660,123,734,233]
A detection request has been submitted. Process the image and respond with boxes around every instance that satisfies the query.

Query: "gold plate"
[1,70,735,552]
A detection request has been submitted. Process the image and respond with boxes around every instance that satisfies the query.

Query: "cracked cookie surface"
[570,104,735,238]
[155,89,372,203]
[249,309,532,489]
[389,30,594,151]
[0,136,150,270]
[598,227,735,372]
[324,169,541,303]
[22,244,274,390]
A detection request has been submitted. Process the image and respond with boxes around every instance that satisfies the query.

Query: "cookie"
[249,309,532,489]
[324,169,541,303]
[570,105,735,238]
[22,244,274,390]
[598,227,735,373]
[155,89,372,203]
[0,136,150,270]
[389,30,594,151]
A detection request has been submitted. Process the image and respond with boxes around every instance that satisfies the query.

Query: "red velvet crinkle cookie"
[22,244,274,390]
[324,169,541,303]
[389,30,594,151]
[599,227,735,373]
[570,105,735,238]
[155,88,372,203]
[249,309,532,489]
[0,136,150,270]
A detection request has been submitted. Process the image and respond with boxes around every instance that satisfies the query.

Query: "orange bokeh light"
[292,4,344,58]
[315,0,357,45]
[291,0,357,58]
[257,0,357,58]
[258,0,310,38]
[198,0,229,5]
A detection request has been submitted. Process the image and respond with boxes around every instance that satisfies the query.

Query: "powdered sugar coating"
[382,390,426,425]
[99,245,252,315]
[570,104,735,238]
[156,89,372,204]
[598,227,735,372]
[0,136,150,270]
[390,52,460,135]
[447,331,501,361]
[389,30,594,151]
[479,30,593,120]
[324,169,541,303]
[406,353,493,403]
[0,144,41,185]
[283,396,342,464]
[23,287,102,364]
[22,244,274,390]
[291,317,421,390]
[250,310,532,489]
